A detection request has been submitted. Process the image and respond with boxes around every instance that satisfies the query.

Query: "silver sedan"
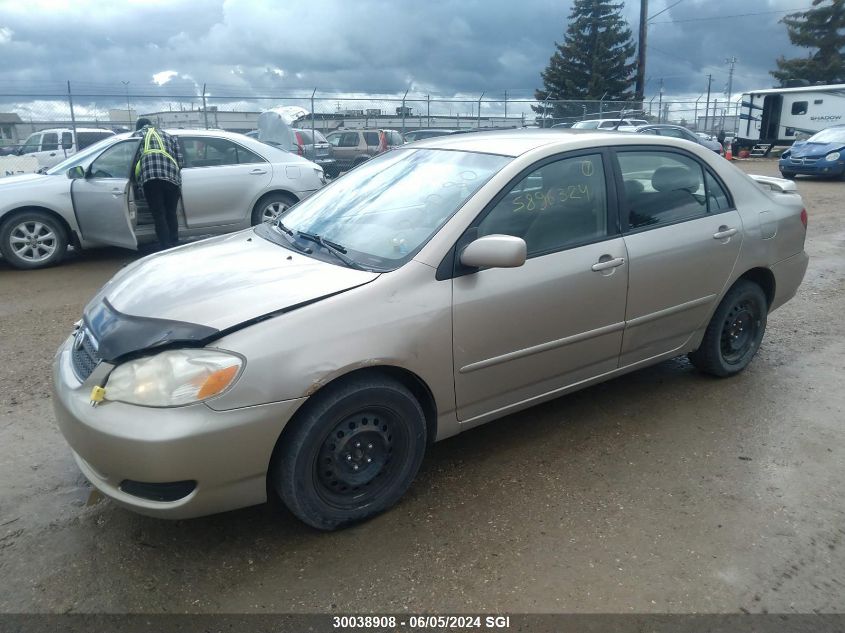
[0,129,326,269]
[52,130,808,529]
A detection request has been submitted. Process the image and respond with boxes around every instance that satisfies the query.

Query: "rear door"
[178,135,272,227]
[71,138,139,249]
[613,148,742,366]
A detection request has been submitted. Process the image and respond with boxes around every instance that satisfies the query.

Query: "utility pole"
[704,74,712,133]
[121,80,131,128]
[725,56,737,133]
[657,79,663,123]
[635,0,648,103]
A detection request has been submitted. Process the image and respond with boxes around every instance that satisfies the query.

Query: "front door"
[613,148,742,367]
[70,138,139,249]
[178,136,272,227]
[452,152,628,423]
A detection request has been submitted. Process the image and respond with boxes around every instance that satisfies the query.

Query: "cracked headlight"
[104,349,243,407]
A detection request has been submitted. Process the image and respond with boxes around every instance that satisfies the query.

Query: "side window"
[326,133,342,147]
[340,132,360,148]
[658,128,687,139]
[617,151,707,230]
[363,131,380,146]
[477,154,608,257]
[640,128,659,135]
[89,140,140,179]
[791,101,808,115]
[234,144,266,164]
[705,172,731,212]
[180,137,239,168]
[41,132,58,151]
[21,134,40,154]
[61,132,73,150]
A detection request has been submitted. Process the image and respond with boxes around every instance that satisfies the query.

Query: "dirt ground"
[0,159,843,614]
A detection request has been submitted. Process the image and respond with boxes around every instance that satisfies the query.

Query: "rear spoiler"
[748,174,799,194]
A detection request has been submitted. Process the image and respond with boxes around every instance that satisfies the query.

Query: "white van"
[16,127,115,170]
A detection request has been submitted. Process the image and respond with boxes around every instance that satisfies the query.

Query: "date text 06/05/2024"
[332,615,512,629]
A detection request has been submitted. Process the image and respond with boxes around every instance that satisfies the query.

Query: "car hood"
[788,141,845,158]
[84,230,380,360]
[0,173,52,188]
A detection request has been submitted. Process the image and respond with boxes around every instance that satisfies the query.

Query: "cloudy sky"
[0,0,807,106]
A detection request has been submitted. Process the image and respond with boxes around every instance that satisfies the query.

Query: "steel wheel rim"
[314,407,407,508]
[720,300,758,364]
[9,221,57,263]
[262,201,288,222]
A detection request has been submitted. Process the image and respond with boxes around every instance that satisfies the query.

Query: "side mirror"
[460,234,527,269]
[66,166,85,179]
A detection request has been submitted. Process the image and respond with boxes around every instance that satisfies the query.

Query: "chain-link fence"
[0,81,741,177]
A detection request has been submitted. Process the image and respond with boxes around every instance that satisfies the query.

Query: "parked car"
[15,127,115,170]
[631,124,724,154]
[247,128,338,177]
[551,122,573,128]
[404,129,464,142]
[324,128,404,171]
[0,129,325,269]
[52,130,808,529]
[572,118,649,130]
[779,125,845,179]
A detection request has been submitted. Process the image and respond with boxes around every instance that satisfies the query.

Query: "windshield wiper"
[296,230,365,270]
[272,220,312,254]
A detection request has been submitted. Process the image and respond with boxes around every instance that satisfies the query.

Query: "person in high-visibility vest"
[132,118,184,249]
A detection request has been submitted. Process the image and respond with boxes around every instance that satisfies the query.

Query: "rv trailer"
[738,83,845,147]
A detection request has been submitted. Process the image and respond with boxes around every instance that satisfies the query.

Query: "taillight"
[800,208,808,229]
[294,131,304,156]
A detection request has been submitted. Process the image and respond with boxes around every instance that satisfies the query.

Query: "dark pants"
[143,180,181,248]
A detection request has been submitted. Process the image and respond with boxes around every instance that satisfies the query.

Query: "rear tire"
[688,280,767,377]
[250,192,297,225]
[271,374,427,530]
[0,210,68,270]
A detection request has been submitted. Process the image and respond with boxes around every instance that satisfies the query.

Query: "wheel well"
[1,206,76,245]
[282,366,438,447]
[255,190,300,208]
[736,267,775,309]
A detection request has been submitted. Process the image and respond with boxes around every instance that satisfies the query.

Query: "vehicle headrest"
[624,179,644,197]
[652,166,699,192]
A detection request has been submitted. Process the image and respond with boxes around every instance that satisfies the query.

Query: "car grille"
[71,327,102,382]
[790,157,819,165]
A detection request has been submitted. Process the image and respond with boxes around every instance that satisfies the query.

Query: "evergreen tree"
[534,0,636,124]
[772,0,845,86]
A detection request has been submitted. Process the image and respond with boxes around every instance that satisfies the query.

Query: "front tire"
[688,280,767,377]
[251,192,297,225]
[780,171,795,179]
[0,210,68,270]
[271,374,427,530]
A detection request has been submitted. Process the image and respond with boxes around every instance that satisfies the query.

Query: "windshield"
[572,121,601,129]
[46,136,123,174]
[264,148,511,270]
[806,128,845,144]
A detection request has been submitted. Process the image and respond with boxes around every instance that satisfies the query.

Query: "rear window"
[295,130,315,144]
[77,131,114,150]
[388,131,404,145]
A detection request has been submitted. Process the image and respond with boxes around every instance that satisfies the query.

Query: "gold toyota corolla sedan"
[52,130,809,530]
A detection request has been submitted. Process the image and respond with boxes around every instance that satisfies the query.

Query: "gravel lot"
[0,159,843,614]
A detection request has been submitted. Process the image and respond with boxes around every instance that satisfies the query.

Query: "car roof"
[409,128,705,157]
[35,127,114,133]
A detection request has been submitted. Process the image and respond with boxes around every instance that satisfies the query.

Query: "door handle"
[713,226,738,240]
[249,168,268,175]
[111,188,123,197]
[591,256,625,272]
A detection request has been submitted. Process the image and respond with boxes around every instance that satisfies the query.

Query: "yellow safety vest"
[134,127,178,179]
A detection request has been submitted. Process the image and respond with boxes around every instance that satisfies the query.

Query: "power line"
[649,7,813,24]
[647,0,684,22]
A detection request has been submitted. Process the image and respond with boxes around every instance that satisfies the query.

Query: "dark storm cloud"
[0,0,805,100]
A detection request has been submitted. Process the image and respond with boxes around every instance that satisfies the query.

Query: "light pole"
[121,80,131,128]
